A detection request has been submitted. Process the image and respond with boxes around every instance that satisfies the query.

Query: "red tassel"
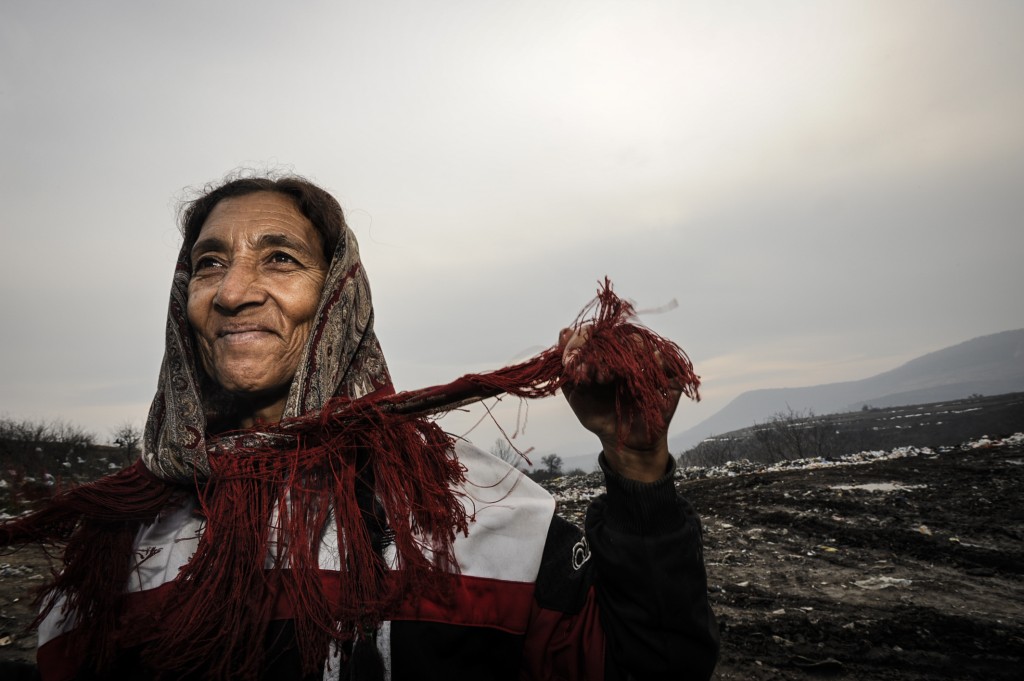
[564,277,701,444]
[329,277,700,436]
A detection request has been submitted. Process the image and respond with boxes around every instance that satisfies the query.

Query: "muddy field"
[2,435,1022,678]
[551,434,1024,679]
[689,436,1023,680]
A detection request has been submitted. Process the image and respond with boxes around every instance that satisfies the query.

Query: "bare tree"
[112,422,143,466]
[0,417,93,448]
[0,416,97,476]
[753,408,839,463]
[540,454,563,477]
[51,419,95,448]
[489,438,520,466]
[680,435,739,468]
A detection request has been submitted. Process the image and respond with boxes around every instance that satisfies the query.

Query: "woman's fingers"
[560,325,594,382]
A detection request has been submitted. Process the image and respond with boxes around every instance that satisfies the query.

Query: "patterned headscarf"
[143,200,392,481]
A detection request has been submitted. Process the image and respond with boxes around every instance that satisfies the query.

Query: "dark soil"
[543,433,1024,679]
[0,546,49,661]
[3,438,1023,679]
[689,438,1024,680]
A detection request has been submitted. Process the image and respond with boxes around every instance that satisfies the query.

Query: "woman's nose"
[212,261,265,312]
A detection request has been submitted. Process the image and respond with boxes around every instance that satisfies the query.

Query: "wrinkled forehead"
[200,193,316,238]
[190,192,326,262]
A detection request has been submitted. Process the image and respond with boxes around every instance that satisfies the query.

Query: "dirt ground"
[546,434,1024,679]
[2,437,1022,678]
[0,543,50,662]
[685,437,1024,680]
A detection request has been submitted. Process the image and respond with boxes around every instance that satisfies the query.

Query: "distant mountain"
[669,328,1024,453]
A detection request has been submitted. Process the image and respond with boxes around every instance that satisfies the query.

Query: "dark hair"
[180,174,346,263]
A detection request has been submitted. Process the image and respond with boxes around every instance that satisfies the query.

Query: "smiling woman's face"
[187,192,329,424]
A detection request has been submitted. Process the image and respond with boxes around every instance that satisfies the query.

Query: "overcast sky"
[2,1,1022,459]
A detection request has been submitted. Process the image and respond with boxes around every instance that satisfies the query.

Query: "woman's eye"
[270,252,299,265]
[192,256,222,272]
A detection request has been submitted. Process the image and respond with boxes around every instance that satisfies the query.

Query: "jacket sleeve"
[521,455,719,681]
[589,454,719,680]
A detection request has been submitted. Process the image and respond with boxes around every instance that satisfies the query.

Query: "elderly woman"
[7,176,717,680]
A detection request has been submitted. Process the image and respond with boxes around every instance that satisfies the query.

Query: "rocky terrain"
[2,433,1022,678]
[548,432,1024,679]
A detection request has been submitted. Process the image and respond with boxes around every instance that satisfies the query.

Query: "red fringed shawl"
[0,278,699,679]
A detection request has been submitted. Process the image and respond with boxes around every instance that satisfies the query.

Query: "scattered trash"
[917,525,932,536]
[830,482,927,493]
[852,576,912,590]
[0,564,34,579]
[677,433,1024,482]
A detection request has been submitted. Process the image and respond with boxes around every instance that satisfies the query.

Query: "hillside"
[678,392,1024,467]
[670,328,1024,453]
